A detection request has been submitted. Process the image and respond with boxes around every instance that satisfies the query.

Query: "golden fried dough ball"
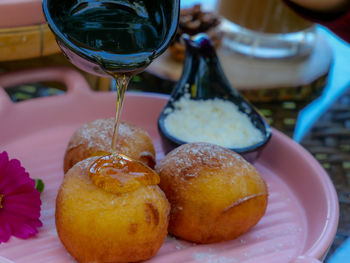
[156,142,268,244]
[64,118,155,173]
[56,157,170,263]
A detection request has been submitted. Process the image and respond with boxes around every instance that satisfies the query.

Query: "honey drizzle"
[110,74,130,154]
[88,74,159,194]
[89,154,159,194]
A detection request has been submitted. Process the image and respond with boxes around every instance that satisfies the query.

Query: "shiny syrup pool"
[89,154,159,194]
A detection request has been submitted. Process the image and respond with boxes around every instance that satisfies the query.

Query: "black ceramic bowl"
[42,0,180,77]
[158,34,272,163]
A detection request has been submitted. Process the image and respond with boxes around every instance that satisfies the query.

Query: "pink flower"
[0,151,42,243]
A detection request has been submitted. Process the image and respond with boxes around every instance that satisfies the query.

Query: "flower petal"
[0,152,10,180]
[4,192,42,210]
[0,152,42,242]
[5,180,38,197]
[3,211,42,239]
[6,159,25,180]
[0,152,35,196]
[3,182,33,198]
[3,191,40,201]
[3,203,41,219]
[12,222,39,239]
[0,215,12,244]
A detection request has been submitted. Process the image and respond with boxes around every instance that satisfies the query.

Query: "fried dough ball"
[156,142,268,244]
[64,118,156,173]
[56,157,170,263]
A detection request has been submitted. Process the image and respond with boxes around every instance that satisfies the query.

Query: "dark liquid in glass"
[48,0,178,74]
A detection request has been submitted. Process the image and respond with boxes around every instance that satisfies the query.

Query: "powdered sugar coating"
[68,118,136,152]
[64,118,156,172]
[156,142,251,179]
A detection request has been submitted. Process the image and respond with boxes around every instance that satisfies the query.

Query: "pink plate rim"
[263,128,339,261]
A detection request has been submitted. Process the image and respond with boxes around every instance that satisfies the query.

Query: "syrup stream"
[110,74,130,154]
[87,73,159,195]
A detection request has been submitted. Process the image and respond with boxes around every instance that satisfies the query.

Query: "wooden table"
[0,0,60,61]
[0,0,111,91]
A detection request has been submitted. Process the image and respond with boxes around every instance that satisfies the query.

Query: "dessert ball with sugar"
[64,118,156,173]
[156,142,268,244]
[56,157,170,263]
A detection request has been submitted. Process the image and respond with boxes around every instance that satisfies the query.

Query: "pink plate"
[0,68,339,263]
